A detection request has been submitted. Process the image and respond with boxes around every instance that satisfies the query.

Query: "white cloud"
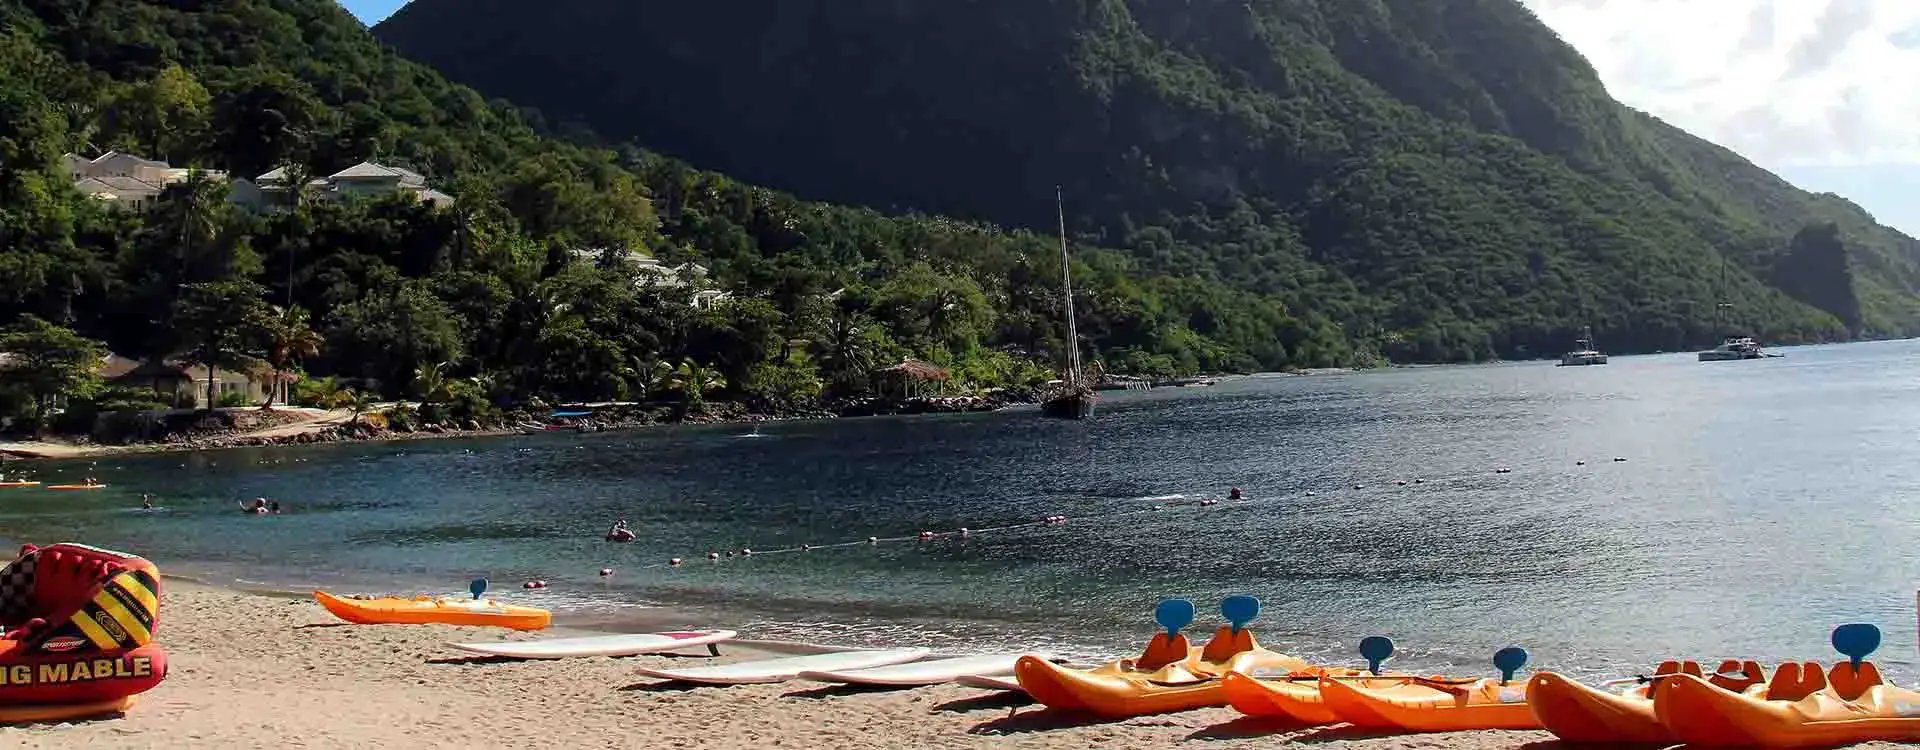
[1519,0,1920,169]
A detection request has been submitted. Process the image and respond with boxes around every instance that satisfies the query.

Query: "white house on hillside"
[568,249,733,309]
[248,161,455,210]
[64,151,230,211]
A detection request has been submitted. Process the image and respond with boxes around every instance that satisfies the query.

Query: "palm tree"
[262,305,322,408]
[413,360,453,403]
[667,359,723,412]
[624,356,674,401]
[337,386,375,428]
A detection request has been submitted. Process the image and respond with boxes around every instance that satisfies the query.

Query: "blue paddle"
[1154,598,1195,637]
[470,577,488,601]
[1359,636,1395,675]
[1221,595,1260,635]
[1494,646,1528,685]
[1831,623,1880,669]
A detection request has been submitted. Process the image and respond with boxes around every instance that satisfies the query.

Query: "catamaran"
[1557,326,1608,366]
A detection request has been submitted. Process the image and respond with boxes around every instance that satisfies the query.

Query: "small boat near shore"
[1698,336,1777,361]
[1557,327,1608,366]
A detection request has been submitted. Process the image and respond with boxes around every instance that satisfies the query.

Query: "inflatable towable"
[0,543,167,722]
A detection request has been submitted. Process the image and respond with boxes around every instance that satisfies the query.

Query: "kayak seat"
[1135,632,1190,672]
[1766,661,1828,702]
[1709,660,1766,692]
[1826,661,1883,701]
[1199,625,1258,664]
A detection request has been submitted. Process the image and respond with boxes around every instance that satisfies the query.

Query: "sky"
[1520,0,1919,237]
[339,0,1919,238]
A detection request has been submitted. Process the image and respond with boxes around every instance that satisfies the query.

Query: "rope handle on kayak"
[1597,669,1752,688]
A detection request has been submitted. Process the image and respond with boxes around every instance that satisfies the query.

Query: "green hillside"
[378,0,1920,358]
[1,0,1357,432]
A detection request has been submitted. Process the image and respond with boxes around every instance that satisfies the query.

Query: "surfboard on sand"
[636,648,930,685]
[954,674,1025,692]
[448,630,737,659]
[798,653,1036,686]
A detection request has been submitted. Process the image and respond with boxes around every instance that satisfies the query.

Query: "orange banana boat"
[1317,646,1539,732]
[1528,659,1766,744]
[1015,596,1308,717]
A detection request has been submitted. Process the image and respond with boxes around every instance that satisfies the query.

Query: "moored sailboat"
[1041,187,1096,420]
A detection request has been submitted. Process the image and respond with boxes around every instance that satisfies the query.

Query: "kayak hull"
[1527,672,1668,744]
[313,591,551,631]
[1653,670,1920,748]
[1223,670,1431,725]
[1319,674,1539,732]
[1014,634,1310,718]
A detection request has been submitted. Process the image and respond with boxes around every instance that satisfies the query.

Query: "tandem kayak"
[1528,660,1765,744]
[313,591,551,631]
[1651,662,1919,748]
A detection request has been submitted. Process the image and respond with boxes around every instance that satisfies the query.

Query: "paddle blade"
[1154,598,1195,636]
[1221,595,1260,634]
[1831,623,1881,668]
[470,577,488,600]
[1493,646,1528,684]
[1358,636,1395,675]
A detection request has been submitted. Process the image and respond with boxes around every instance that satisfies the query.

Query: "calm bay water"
[4,340,1919,680]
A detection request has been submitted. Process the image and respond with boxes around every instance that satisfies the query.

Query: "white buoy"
[707,552,719,561]
[867,536,879,545]
[599,568,613,577]
[669,558,683,567]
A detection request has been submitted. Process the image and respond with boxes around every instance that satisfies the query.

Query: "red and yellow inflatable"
[0,543,167,722]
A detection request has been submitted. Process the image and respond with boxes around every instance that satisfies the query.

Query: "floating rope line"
[613,461,1624,573]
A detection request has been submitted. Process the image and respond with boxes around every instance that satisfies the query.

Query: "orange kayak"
[1015,626,1309,717]
[313,591,551,631]
[1529,660,1765,744]
[1319,673,1539,732]
[45,484,106,490]
[0,481,41,488]
[1653,662,1920,748]
[1224,670,1473,725]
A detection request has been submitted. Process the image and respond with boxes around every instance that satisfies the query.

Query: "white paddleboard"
[637,648,929,685]
[954,673,1025,692]
[448,630,736,659]
[798,653,1036,686]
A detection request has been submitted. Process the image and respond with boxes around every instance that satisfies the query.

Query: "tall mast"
[1055,186,1082,387]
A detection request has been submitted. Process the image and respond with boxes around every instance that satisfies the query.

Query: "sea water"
[3,340,1918,681]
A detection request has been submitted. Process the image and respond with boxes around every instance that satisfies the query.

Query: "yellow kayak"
[313,591,551,631]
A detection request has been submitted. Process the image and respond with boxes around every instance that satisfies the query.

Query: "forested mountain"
[1,0,1357,432]
[378,0,1920,359]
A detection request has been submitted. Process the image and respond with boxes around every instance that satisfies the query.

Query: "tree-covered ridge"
[378,0,1920,358]
[0,0,1338,432]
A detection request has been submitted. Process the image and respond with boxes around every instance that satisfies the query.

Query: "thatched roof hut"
[876,358,949,399]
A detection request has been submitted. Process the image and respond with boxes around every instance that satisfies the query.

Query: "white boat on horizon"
[1557,326,1608,366]
[1698,336,1771,361]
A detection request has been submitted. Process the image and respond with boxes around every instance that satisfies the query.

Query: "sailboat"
[1041,187,1097,420]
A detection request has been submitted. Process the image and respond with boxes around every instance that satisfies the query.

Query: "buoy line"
[615,459,1626,572]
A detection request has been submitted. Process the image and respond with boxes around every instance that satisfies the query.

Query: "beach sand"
[2,582,1906,749]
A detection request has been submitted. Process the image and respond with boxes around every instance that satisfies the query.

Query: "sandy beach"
[0,581,1551,749]
[2,581,1908,749]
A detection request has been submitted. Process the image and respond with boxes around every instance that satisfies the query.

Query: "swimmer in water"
[1228,487,1243,500]
[141,494,153,510]
[267,500,281,514]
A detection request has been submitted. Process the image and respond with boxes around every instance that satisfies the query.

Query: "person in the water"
[606,519,634,541]
[141,494,153,510]
[1228,487,1243,500]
